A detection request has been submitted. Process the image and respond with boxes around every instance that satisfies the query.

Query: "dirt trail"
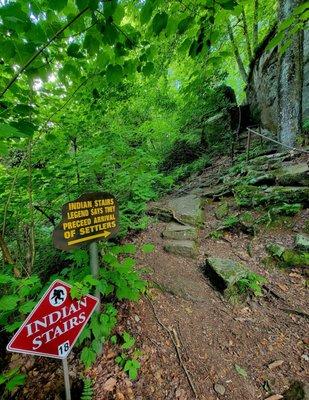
[123,200,309,400]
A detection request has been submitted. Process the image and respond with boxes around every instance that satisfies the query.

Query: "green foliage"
[0,368,26,393]
[236,273,267,297]
[121,331,135,350]
[81,378,93,400]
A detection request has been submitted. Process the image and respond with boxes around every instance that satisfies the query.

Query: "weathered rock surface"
[148,194,202,226]
[203,257,249,290]
[295,234,309,252]
[164,240,197,258]
[283,381,309,400]
[275,163,309,186]
[167,195,202,226]
[162,223,197,241]
[247,25,308,132]
[234,185,309,207]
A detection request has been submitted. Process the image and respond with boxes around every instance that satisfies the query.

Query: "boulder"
[266,243,286,258]
[295,234,309,252]
[275,163,309,186]
[167,195,202,226]
[266,242,309,267]
[164,240,198,258]
[234,185,309,207]
[162,223,197,241]
[203,257,249,291]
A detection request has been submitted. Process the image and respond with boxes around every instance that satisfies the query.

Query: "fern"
[81,378,93,400]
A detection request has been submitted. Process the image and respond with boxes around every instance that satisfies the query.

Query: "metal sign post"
[62,358,71,400]
[89,241,100,311]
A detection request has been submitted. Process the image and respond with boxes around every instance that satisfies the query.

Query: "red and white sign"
[7,280,98,359]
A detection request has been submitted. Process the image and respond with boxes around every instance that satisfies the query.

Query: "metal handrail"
[246,127,309,159]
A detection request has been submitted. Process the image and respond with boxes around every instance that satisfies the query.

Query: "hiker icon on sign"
[49,286,67,307]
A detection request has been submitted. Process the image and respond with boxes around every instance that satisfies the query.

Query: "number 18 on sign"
[7,280,98,400]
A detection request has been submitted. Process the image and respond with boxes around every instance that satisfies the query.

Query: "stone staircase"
[148,194,202,258]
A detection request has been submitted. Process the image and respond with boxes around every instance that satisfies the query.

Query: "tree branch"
[34,205,56,226]
[241,7,252,61]
[227,21,248,82]
[0,7,90,99]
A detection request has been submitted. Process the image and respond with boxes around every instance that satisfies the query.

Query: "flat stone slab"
[164,240,197,258]
[204,257,249,290]
[162,223,198,241]
[295,234,309,252]
[275,163,309,186]
[167,194,202,226]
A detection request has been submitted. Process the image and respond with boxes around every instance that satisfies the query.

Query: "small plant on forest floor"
[257,203,302,227]
[115,331,141,380]
[236,273,267,297]
[81,377,93,400]
[225,273,267,303]
[0,367,26,394]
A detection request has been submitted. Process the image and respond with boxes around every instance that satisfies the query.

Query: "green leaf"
[141,243,155,253]
[104,0,118,18]
[91,338,102,353]
[106,64,123,83]
[19,301,37,314]
[80,347,97,368]
[75,0,89,11]
[140,0,155,25]
[152,12,168,36]
[177,17,193,34]
[279,38,293,55]
[0,123,26,139]
[5,321,23,333]
[266,31,284,51]
[0,295,19,311]
[11,121,36,136]
[6,374,26,392]
[67,43,83,58]
[278,16,294,32]
[142,62,155,76]
[0,274,16,284]
[122,331,135,349]
[51,0,68,11]
[217,0,238,10]
[235,364,248,378]
[83,32,100,56]
[0,40,15,60]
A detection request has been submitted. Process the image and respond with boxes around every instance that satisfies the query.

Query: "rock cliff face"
[246,26,308,133]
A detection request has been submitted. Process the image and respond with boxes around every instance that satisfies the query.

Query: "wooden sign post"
[53,192,119,310]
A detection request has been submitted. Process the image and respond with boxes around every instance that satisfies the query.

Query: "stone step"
[164,240,198,258]
[162,223,198,241]
[203,257,249,291]
[167,195,202,226]
[148,194,203,227]
[295,234,309,252]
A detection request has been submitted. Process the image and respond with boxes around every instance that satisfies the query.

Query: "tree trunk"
[227,21,248,82]
[0,233,14,265]
[277,0,303,148]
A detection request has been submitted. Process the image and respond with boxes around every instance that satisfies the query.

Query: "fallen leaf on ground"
[234,364,247,378]
[268,360,284,369]
[103,377,117,392]
[265,395,283,400]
